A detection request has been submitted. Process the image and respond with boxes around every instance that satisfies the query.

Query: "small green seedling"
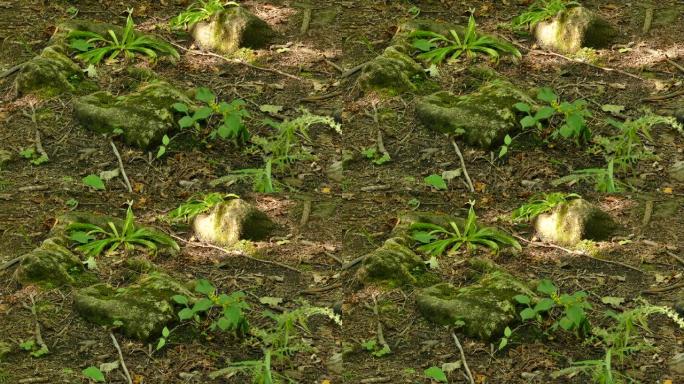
[361,339,391,357]
[174,279,250,336]
[424,174,447,190]
[511,0,580,31]
[19,147,48,165]
[514,279,592,336]
[424,366,448,383]
[167,192,238,223]
[170,0,239,30]
[361,147,391,165]
[511,192,581,222]
[411,14,521,64]
[82,366,105,382]
[68,205,179,257]
[68,11,178,64]
[410,202,521,256]
[82,174,105,190]
[173,87,251,144]
[514,87,592,143]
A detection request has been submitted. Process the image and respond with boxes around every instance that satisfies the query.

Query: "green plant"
[514,279,592,336]
[156,326,171,351]
[173,87,251,144]
[511,0,579,31]
[514,87,592,143]
[167,192,239,223]
[361,147,391,165]
[82,174,105,190]
[410,202,521,256]
[170,0,238,30]
[424,174,447,190]
[19,339,48,358]
[410,14,521,64]
[209,349,294,384]
[82,366,105,382]
[156,134,171,159]
[173,279,250,336]
[424,366,448,383]
[68,11,179,64]
[219,110,341,193]
[553,160,619,193]
[19,147,48,165]
[511,192,581,222]
[67,205,179,257]
[361,339,391,357]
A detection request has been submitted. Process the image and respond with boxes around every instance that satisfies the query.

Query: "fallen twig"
[300,7,311,35]
[171,234,302,273]
[360,184,391,192]
[17,185,48,192]
[643,281,684,294]
[110,332,133,384]
[667,58,684,75]
[0,62,24,79]
[341,61,368,79]
[516,42,644,81]
[0,254,25,271]
[29,296,49,355]
[451,138,475,193]
[359,378,391,384]
[341,254,366,270]
[17,378,49,384]
[513,234,645,274]
[110,140,132,193]
[299,200,311,227]
[666,251,684,267]
[324,59,344,73]
[452,332,475,384]
[642,88,684,101]
[170,41,303,82]
[34,129,48,163]
[642,4,653,34]
[372,296,391,355]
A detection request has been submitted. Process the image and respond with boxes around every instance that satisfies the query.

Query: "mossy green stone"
[416,265,534,340]
[73,81,191,149]
[535,199,618,246]
[192,199,275,247]
[15,238,96,288]
[15,46,84,97]
[535,6,616,54]
[416,79,534,148]
[191,7,275,54]
[358,46,425,95]
[74,272,192,340]
[356,238,430,286]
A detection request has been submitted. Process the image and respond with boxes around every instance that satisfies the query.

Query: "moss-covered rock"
[535,6,616,54]
[190,7,275,54]
[416,259,534,340]
[669,161,684,183]
[357,46,425,95]
[192,199,275,246]
[14,46,84,97]
[356,238,429,286]
[535,199,618,246]
[415,79,534,148]
[73,81,191,149]
[14,238,96,288]
[74,272,192,340]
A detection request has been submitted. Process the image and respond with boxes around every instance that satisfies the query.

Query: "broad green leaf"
[156,337,166,350]
[558,316,574,330]
[424,366,448,382]
[504,326,512,337]
[513,102,531,113]
[259,296,283,306]
[82,174,105,190]
[513,294,530,305]
[192,106,213,121]
[82,366,105,382]
[533,298,555,312]
[162,135,170,145]
[195,87,215,103]
[520,115,537,128]
[537,279,557,295]
[412,231,435,244]
[537,87,557,103]
[412,39,434,52]
[172,102,189,113]
[195,279,215,295]
[172,295,188,305]
[600,296,624,307]
[565,305,584,326]
[504,134,512,145]
[178,116,195,128]
[520,308,536,320]
[498,145,508,158]
[498,337,508,350]
[192,298,214,313]
[162,326,170,337]
[70,39,92,52]
[178,308,195,320]
[425,174,447,190]
[534,106,556,120]
[156,146,166,159]
[601,104,625,114]
[70,231,94,244]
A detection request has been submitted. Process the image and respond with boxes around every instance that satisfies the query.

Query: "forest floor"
[1,0,684,383]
